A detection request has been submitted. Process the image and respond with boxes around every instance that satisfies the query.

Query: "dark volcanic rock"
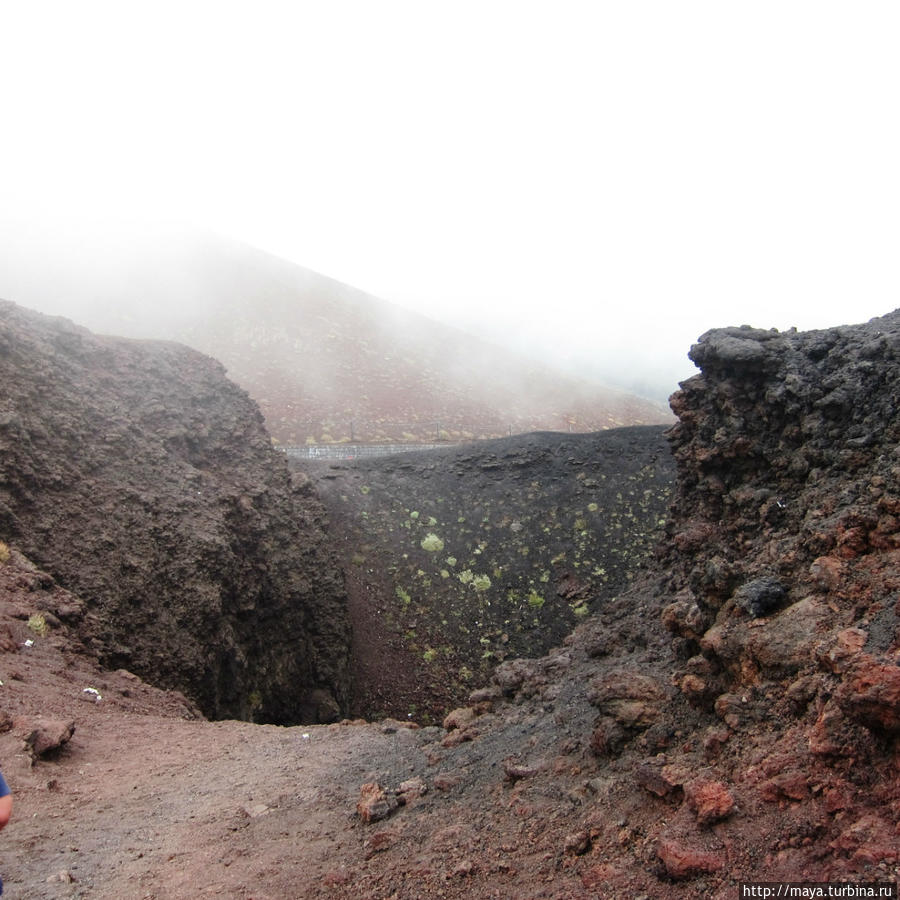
[0,301,350,723]
[733,574,786,618]
[667,313,900,595]
[666,307,900,731]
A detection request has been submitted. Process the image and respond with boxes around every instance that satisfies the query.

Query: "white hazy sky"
[2,1,898,398]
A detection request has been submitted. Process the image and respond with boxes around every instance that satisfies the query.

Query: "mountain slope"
[0,224,671,444]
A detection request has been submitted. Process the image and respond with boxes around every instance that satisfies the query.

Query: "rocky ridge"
[0,300,350,724]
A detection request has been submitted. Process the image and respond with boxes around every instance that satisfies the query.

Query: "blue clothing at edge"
[0,769,8,894]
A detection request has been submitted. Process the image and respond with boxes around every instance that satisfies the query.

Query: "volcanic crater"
[0,302,898,898]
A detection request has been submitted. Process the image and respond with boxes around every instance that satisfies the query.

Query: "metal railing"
[282,442,460,461]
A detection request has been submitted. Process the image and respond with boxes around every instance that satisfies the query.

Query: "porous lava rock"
[0,301,350,723]
[656,839,724,880]
[356,782,399,824]
[649,309,900,879]
[667,313,900,599]
[665,311,900,708]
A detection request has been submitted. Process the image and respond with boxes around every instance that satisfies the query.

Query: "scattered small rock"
[702,727,732,759]
[322,870,351,888]
[745,597,831,672]
[656,839,723,880]
[433,773,462,792]
[451,858,477,877]
[564,829,591,855]
[808,701,865,757]
[503,759,539,782]
[492,658,541,696]
[365,829,400,857]
[585,776,614,795]
[759,772,810,803]
[397,777,427,805]
[684,778,735,827]
[588,669,666,730]
[356,782,399,824]
[589,717,627,757]
[714,693,750,729]
[837,654,900,734]
[809,555,844,591]
[635,760,686,798]
[241,803,270,818]
[734,575,785,618]
[820,628,868,674]
[0,625,17,653]
[442,706,477,731]
[24,718,75,761]
[441,727,477,748]
[678,673,713,706]
[467,685,501,705]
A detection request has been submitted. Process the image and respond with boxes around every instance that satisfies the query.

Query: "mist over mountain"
[0,222,671,444]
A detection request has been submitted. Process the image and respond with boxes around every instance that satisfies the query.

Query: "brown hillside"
[0,227,671,444]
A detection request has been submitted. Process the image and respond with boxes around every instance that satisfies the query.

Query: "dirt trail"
[0,550,389,899]
[6,714,437,899]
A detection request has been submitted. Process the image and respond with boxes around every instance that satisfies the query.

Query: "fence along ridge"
[281,441,461,460]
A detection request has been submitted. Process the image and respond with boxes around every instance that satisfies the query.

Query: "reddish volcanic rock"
[656,838,724,880]
[837,654,900,734]
[23,717,75,761]
[759,771,810,803]
[684,778,735,827]
[442,706,478,732]
[356,782,399,824]
[588,669,667,730]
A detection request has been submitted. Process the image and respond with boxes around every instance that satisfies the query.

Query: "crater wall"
[0,301,351,724]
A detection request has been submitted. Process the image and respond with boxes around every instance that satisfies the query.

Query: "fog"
[1,3,898,404]
[0,217,670,447]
